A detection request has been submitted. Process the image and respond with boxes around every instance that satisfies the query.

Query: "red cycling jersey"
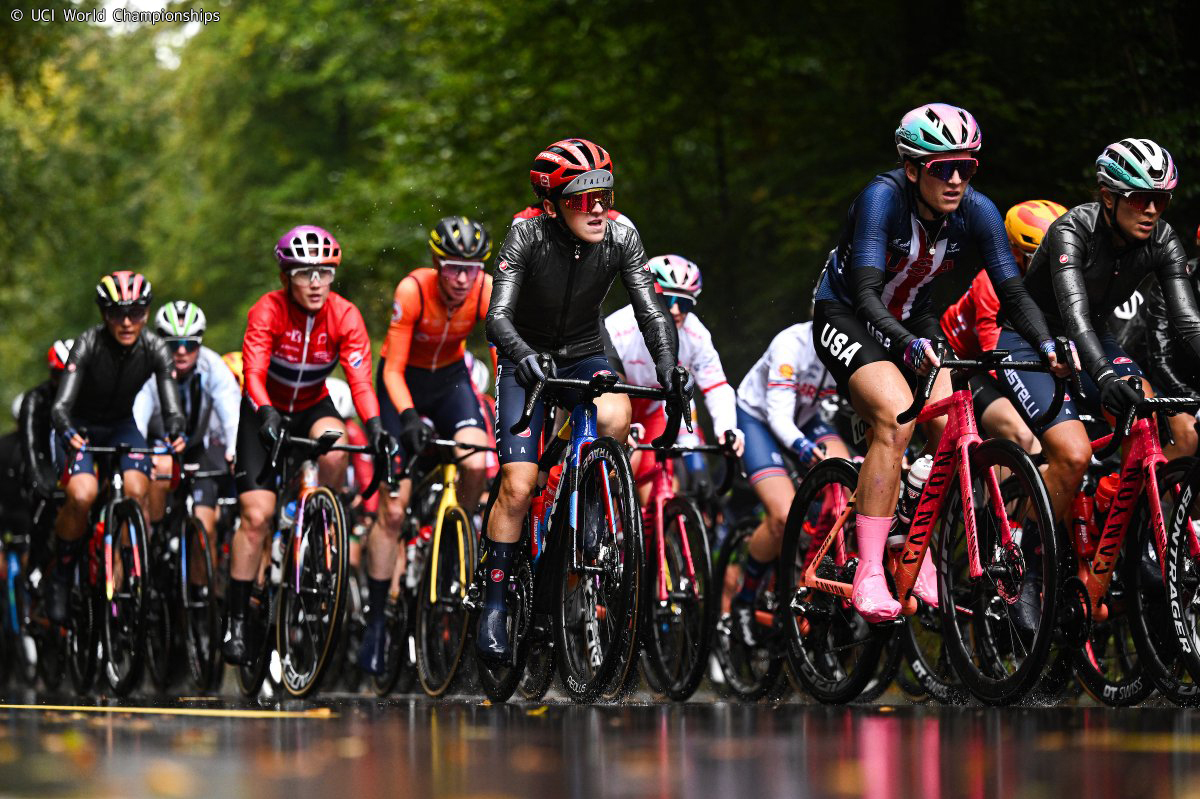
[243,290,381,420]
[940,270,1002,358]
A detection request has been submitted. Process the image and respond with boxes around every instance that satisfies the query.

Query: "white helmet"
[11,392,24,422]
[326,377,355,420]
[464,350,491,395]
[155,300,207,338]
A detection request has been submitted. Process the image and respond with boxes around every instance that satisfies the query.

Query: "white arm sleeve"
[132,378,158,440]
[764,335,807,448]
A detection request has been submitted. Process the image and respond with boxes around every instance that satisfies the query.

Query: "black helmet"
[429,217,492,261]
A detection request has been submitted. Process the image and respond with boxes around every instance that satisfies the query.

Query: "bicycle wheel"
[67,556,98,694]
[641,497,715,701]
[103,499,150,696]
[416,503,476,697]
[938,438,1058,705]
[372,590,415,696]
[144,534,175,693]
[857,625,904,703]
[9,568,39,687]
[1148,457,1200,706]
[902,597,968,704]
[517,637,555,701]
[555,437,642,703]
[780,458,887,704]
[179,517,221,693]
[711,518,784,700]
[276,487,349,698]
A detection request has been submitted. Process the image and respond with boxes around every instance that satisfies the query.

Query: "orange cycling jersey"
[381,267,492,411]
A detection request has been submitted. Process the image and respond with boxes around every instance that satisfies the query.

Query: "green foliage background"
[1,0,1198,425]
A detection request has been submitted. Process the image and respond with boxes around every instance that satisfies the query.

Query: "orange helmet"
[221,351,244,390]
[1005,200,1068,257]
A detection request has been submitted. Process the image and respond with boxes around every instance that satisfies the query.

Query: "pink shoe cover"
[853,514,901,623]
[911,549,939,608]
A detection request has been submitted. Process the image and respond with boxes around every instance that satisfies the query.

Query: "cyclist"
[811,104,1064,623]
[940,199,1069,453]
[358,216,494,675]
[46,271,186,623]
[604,254,743,502]
[728,321,849,644]
[222,351,244,390]
[478,137,689,661]
[135,301,240,545]
[224,225,393,665]
[998,140,1200,627]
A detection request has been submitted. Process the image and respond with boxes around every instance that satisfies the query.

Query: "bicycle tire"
[711,518,784,700]
[416,503,476,697]
[372,591,416,696]
[902,577,969,704]
[938,438,1058,705]
[640,496,715,701]
[180,517,221,693]
[1142,453,1200,705]
[236,583,275,698]
[781,458,887,704]
[276,486,349,698]
[103,498,150,696]
[476,557,534,703]
[554,437,642,703]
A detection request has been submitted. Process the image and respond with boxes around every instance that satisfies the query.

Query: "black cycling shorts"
[56,417,152,479]
[188,442,227,509]
[495,353,613,466]
[812,300,940,393]
[234,395,341,494]
[969,373,1008,419]
[377,357,484,461]
[996,329,1143,434]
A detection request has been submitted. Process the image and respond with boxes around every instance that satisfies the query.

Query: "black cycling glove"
[1099,375,1143,419]
[256,405,283,449]
[397,408,432,455]
[515,354,554,392]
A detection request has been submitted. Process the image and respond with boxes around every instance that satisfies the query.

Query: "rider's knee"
[598,400,632,438]
[499,471,537,509]
[322,449,349,474]
[65,479,98,509]
[1052,436,1092,480]
[765,511,787,542]
[239,502,272,539]
[872,415,915,453]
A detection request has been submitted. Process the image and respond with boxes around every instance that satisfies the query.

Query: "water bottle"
[269,530,284,585]
[280,500,298,529]
[1069,485,1099,560]
[889,455,933,550]
[405,536,420,591]
[301,461,319,490]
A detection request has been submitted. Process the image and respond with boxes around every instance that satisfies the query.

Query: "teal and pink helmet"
[275,225,342,269]
[648,254,702,300]
[895,103,982,160]
[1096,139,1178,192]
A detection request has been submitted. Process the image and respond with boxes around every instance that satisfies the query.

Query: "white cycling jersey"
[134,345,241,459]
[737,322,837,447]
[604,304,737,436]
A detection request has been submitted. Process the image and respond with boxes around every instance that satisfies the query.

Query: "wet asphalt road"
[5,683,1200,799]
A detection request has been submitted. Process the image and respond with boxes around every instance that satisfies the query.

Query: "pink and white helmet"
[648,254,702,299]
[895,103,982,159]
[275,225,342,269]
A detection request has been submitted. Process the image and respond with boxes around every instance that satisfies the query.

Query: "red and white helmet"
[48,338,75,372]
[529,138,613,200]
[648,255,702,299]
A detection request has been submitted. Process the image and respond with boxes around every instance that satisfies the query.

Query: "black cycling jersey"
[19,380,59,499]
[1115,258,1200,398]
[51,324,184,436]
[486,214,676,379]
[1023,203,1200,386]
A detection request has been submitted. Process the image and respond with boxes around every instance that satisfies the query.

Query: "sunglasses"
[665,293,695,314]
[104,306,149,323]
[288,266,336,286]
[1112,188,1172,213]
[560,188,615,213]
[923,157,979,183]
[438,259,484,279]
[166,337,202,353]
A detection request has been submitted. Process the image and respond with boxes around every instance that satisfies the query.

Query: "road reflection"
[3,693,1200,798]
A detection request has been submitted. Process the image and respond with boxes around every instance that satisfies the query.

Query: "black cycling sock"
[736,554,772,603]
[366,578,390,624]
[227,578,252,619]
[483,540,518,610]
[53,537,83,580]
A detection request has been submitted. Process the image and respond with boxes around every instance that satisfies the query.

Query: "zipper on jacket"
[430,317,452,370]
[290,316,314,411]
[553,244,582,351]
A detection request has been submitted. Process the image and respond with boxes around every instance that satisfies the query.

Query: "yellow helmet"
[1005,200,1067,255]
[221,351,244,390]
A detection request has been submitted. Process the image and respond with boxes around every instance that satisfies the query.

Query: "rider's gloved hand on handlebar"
[722,429,745,457]
[164,418,188,454]
[515,353,555,392]
[395,409,431,455]
[61,427,87,452]
[256,405,283,449]
[366,416,399,458]
[1099,374,1144,418]
[792,435,824,466]
[1039,339,1077,379]
[659,365,695,406]
[902,337,940,376]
